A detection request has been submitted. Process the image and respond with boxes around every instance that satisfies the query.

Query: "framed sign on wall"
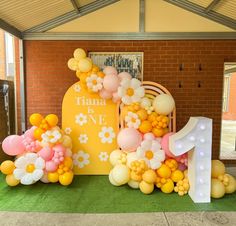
[88,52,144,81]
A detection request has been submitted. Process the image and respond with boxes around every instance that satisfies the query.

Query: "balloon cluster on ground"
[211,160,236,198]
[0,114,74,186]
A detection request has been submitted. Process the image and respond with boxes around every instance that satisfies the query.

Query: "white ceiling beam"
[164,0,236,30]
[24,0,120,33]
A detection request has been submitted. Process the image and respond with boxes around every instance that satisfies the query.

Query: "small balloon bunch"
[0,113,74,186]
[211,160,236,198]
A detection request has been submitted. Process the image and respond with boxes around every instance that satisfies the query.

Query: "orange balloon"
[45,114,58,127]
[34,128,44,140]
[152,127,164,137]
[139,120,152,133]
[29,113,43,127]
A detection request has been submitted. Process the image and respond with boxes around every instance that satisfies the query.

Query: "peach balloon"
[99,88,113,99]
[112,92,120,103]
[117,128,142,152]
[118,72,132,81]
[103,66,118,75]
[161,132,176,158]
[143,132,155,141]
[103,74,120,92]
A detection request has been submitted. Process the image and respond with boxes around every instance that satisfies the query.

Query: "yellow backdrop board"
[62,82,119,175]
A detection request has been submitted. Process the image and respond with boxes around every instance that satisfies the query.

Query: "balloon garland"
[0,114,74,186]
[66,48,236,197]
[0,47,235,200]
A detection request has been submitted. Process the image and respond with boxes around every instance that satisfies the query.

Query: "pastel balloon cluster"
[211,160,236,199]
[0,113,74,187]
[67,48,93,73]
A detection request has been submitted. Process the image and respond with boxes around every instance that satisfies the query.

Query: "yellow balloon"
[224,174,236,194]
[211,178,225,198]
[63,157,73,169]
[109,170,120,186]
[78,58,92,72]
[139,181,154,195]
[62,135,72,149]
[67,58,79,71]
[33,128,44,141]
[157,164,171,179]
[6,174,20,186]
[161,179,174,193]
[211,160,225,178]
[171,170,184,182]
[29,113,43,127]
[0,160,15,175]
[109,149,123,166]
[45,114,58,127]
[73,48,86,60]
[111,164,130,185]
[48,172,59,183]
[142,170,157,184]
[59,171,74,186]
[128,180,140,189]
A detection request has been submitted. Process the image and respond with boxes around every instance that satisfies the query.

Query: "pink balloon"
[117,128,142,152]
[112,92,120,103]
[143,133,155,141]
[103,74,120,92]
[178,163,187,171]
[24,126,36,139]
[53,144,65,154]
[38,147,54,161]
[103,66,118,75]
[45,161,57,172]
[99,88,113,99]
[2,135,25,156]
[161,132,176,158]
[118,72,132,81]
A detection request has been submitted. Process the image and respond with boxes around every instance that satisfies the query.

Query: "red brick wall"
[24,40,236,159]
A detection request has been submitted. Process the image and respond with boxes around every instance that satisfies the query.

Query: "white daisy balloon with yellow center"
[118,78,145,105]
[13,153,45,185]
[137,140,165,170]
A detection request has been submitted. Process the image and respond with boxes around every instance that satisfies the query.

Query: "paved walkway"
[0,211,236,226]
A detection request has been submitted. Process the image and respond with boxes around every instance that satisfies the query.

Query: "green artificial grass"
[0,174,235,213]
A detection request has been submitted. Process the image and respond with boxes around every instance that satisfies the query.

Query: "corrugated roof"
[214,0,236,20]
[77,0,97,7]
[187,0,213,8]
[0,0,74,31]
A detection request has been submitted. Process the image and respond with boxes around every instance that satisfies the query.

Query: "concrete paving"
[0,211,236,226]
